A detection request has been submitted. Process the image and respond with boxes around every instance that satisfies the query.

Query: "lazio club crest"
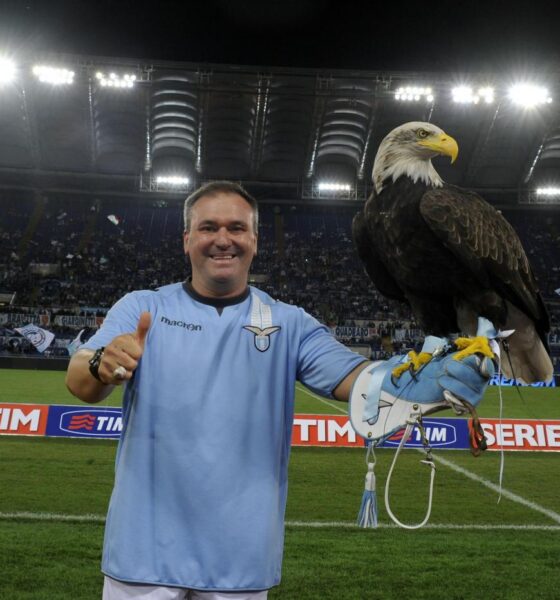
[243,325,281,352]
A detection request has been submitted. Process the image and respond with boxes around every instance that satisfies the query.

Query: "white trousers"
[103,576,268,600]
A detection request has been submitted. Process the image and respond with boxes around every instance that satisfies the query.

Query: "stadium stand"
[1,192,559,372]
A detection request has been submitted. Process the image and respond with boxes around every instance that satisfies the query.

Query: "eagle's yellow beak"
[418,133,459,164]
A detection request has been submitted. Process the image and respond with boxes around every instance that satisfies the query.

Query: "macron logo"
[160,316,202,331]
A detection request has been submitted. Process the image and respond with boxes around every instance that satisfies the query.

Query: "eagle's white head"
[372,121,459,194]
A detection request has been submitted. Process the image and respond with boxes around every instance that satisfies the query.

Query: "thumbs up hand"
[134,311,151,349]
[98,312,152,385]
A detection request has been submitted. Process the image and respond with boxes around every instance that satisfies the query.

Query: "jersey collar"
[183,279,250,311]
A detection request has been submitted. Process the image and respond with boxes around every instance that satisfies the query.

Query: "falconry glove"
[349,339,495,446]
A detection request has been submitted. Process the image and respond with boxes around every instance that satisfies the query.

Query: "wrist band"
[88,347,106,382]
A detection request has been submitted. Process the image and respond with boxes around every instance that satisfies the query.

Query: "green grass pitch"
[1,368,559,599]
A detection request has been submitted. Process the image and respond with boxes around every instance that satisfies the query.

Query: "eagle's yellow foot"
[453,336,495,361]
[392,351,433,378]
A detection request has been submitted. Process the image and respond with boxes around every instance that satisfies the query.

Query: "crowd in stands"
[1,192,560,373]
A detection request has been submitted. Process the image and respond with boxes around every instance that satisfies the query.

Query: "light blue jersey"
[83,283,365,591]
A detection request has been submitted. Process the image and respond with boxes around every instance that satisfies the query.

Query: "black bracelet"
[88,347,106,382]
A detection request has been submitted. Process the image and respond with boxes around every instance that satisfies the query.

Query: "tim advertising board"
[0,403,49,436]
[380,419,468,449]
[291,416,560,451]
[480,419,560,452]
[292,414,364,447]
[3,403,560,452]
[291,415,468,449]
[46,405,123,439]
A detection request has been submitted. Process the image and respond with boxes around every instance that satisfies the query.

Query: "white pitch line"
[0,511,106,523]
[286,521,560,531]
[1,511,559,531]
[296,383,347,414]
[430,453,560,524]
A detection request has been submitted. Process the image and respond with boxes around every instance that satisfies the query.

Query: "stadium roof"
[1,52,559,206]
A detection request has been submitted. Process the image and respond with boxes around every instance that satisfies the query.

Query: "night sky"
[1,0,559,73]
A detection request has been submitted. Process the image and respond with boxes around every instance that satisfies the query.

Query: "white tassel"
[357,462,378,528]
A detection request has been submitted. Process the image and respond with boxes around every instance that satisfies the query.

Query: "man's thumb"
[136,311,151,345]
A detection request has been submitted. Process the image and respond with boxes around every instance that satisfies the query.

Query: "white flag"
[66,328,86,356]
[15,323,55,353]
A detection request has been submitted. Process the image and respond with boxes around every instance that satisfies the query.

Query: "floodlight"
[478,87,494,103]
[452,85,494,105]
[0,58,16,84]
[317,182,351,192]
[509,84,552,107]
[395,86,434,102]
[32,65,74,85]
[96,70,136,89]
[156,175,190,186]
[452,86,476,103]
[536,187,560,196]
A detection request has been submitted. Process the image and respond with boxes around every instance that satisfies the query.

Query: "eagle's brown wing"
[352,208,407,302]
[419,185,549,338]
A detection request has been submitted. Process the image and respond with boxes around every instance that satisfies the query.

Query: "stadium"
[1,3,560,599]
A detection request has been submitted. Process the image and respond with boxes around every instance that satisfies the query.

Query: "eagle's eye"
[417,129,430,139]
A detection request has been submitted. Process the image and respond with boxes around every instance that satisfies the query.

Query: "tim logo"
[59,409,122,438]
[243,326,281,352]
[68,414,96,431]
[385,421,457,448]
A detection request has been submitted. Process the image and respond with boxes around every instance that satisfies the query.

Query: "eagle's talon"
[453,336,495,361]
[391,351,433,379]
[391,361,412,379]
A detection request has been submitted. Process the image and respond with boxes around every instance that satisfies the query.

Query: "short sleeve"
[81,292,143,351]
[296,310,366,398]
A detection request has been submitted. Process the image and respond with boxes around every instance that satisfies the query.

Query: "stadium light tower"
[140,172,192,193]
[508,84,552,107]
[156,175,190,187]
[536,186,560,197]
[452,85,494,104]
[96,71,137,88]
[317,182,352,192]
[304,180,357,200]
[525,186,560,205]
[478,87,495,103]
[0,58,16,84]
[394,86,434,102]
[32,65,75,85]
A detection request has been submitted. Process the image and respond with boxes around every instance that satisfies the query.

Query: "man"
[66,181,491,599]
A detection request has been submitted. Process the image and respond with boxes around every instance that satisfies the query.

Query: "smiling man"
[183,186,258,298]
[66,180,492,600]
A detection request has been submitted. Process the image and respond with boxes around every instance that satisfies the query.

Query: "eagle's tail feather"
[457,301,553,384]
[500,302,553,384]
[500,335,552,384]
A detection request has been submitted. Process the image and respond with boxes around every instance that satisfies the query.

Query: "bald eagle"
[353,121,552,383]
